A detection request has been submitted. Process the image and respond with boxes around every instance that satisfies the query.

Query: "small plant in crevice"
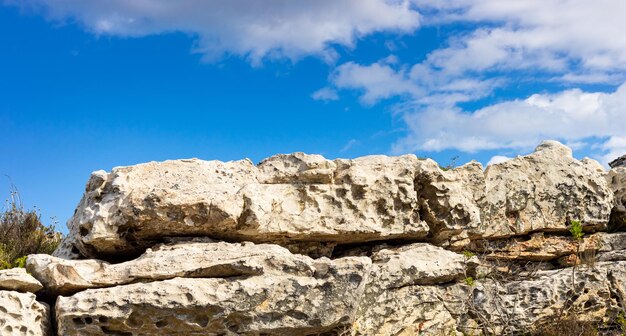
[570,219,584,240]
[464,277,475,286]
[462,250,476,259]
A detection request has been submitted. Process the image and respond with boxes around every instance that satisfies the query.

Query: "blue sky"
[1,1,626,233]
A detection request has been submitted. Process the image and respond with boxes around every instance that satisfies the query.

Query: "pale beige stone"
[55,257,371,335]
[0,268,43,293]
[415,160,484,249]
[64,155,432,258]
[353,244,471,335]
[481,141,613,238]
[0,290,50,336]
[29,241,315,296]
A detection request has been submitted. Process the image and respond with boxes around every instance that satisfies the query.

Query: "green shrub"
[569,220,584,240]
[0,186,62,269]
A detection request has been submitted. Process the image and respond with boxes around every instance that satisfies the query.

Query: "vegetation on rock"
[0,186,62,270]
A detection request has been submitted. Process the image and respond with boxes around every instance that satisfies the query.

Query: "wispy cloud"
[11,0,420,64]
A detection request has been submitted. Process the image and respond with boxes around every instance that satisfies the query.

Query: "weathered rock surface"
[0,267,43,293]
[353,244,471,335]
[55,257,371,336]
[481,141,613,238]
[0,290,50,336]
[415,160,484,249]
[469,232,605,262]
[466,262,626,334]
[27,240,315,296]
[29,141,626,335]
[67,155,435,258]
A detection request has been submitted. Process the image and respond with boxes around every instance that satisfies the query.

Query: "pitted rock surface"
[0,290,50,336]
[19,140,626,335]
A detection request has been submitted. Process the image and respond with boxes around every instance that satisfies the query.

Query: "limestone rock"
[28,241,315,296]
[609,154,626,168]
[353,244,470,335]
[0,268,43,293]
[481,141,613,238]
[55,257,371,335]
[257,152,336,184]
[239,155,429,245]
[607,167,626,230]
[467,262,625,334]
[469,232,603,262]
[67,159,259,258]
[66,155,431,258]
[368,243,468,289]
[353,285,463,336]
[415,160,484,249]
[0,290,50,336]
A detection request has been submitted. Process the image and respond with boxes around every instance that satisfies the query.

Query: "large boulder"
[62,154,434,258]
[0,290,50,336]
[480,141,613,238]
[55,257,371,335]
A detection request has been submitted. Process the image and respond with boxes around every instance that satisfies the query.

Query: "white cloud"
[311,87,339,102]
[12,0,420,63]
[391,83,626,165]
[326,0,626,160]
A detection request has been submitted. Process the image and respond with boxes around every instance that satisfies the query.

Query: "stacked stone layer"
[3,140,626,335]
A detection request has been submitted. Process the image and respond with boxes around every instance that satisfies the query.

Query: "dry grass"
[0,186,62,269]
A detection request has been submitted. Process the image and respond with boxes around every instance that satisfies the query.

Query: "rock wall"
[4,140,626,335]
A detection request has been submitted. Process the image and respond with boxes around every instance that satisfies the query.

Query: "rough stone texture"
[37,141,626,335]
[415,160,484,249]
[609,154,626,168]
[0,290,50,336]
[51,232,82,260]
[352,244,471,335]
[466,262,626,334]
[55,257,371,336]
[0,268,43,293]
[469,232,603,262]
[28,241,315,296]
[66,155,435,258]
[481,141,613,238]
[608,167,626,230]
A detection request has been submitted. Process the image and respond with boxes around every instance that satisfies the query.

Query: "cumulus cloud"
[325,0,626,160]
[391,83,626,164]
[11,0,420,63]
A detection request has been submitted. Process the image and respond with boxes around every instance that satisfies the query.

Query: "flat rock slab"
[0,268,43,293]
[28,241,316,296]
[0,290,50,336]
[56,257,371,335]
